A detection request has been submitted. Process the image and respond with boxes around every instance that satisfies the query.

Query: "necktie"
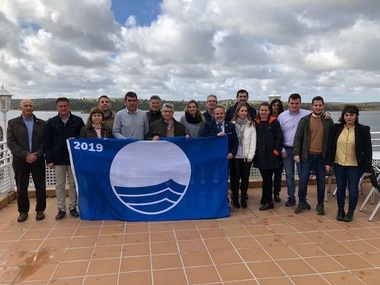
[217,123,223,132]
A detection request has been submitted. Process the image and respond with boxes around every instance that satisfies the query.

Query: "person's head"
[311,96,324,116]
[232,103,251,121]
[287,93,301,113]
[206,95,217,111]
[214,105,226,124]
[269,99,284,117]
[258,102,270,121]
[149,95,161,112]
[56,97,71,117]
[161,103,174,121]
[88,107,105,124]
[20,99,34,119]
[236,89,249,103]
[339,105,359,125]
[124,92,138,112]
[98,95,111,114]
[185,99,199,115]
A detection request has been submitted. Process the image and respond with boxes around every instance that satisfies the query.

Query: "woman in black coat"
[253,102,283,210]
[325,105,372,222]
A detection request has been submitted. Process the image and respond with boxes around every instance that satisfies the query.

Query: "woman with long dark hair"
[325,105,372,222]
[269,99,284,202]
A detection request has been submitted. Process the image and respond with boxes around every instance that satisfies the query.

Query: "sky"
[0,0,380,103]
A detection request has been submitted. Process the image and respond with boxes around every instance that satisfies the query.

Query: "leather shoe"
[17,213,28,223]
[55,210,66,220]
[36,211,45,221]
[259,202,274,211]
[70,208,80,218]
[241,199,247,208]
[274,193,281,202]
[336,209,345,221]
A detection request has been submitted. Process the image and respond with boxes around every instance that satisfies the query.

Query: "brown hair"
[87,107,105,124]
[232,103,254,124]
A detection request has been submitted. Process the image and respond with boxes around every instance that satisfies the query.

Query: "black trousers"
[13,160,46,214]
[231,158,252,200]
[273,166,283,195]
[260,168,276,203]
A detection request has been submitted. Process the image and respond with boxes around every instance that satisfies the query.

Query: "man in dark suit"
[225,89,256,122]
[202,94,218,122]
[7,99,46,222]
[202,105,238,159]
[202,106,238,203]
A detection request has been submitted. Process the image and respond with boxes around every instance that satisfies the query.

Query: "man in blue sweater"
[113,92,149,139]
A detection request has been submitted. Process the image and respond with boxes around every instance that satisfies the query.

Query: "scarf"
[185,112,202,124]
[235,118,248,142]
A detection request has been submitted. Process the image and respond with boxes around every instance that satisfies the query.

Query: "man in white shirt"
[277,94,310,207]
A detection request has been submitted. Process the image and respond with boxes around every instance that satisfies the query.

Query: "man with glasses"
[113,92,149,139]
[145,103,187,140]
[203,95,218,121]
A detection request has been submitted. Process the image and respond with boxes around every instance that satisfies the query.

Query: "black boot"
[336,209,345,221]
[259,202,274,211]
[343,211,354,222]
[233,198,240,208]
[241,191,247,208]
[274,193,281,202]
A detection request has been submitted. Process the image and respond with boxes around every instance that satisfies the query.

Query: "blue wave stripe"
[114,179,186,195]
[117,187,183,204]
[131,200,174,214]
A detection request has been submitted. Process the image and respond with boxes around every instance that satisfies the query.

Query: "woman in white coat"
[230,103,256,208]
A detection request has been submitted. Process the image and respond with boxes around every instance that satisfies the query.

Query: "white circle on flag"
[109,141,191,215]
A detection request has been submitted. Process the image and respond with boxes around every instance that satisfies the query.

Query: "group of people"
[7,89,372,223]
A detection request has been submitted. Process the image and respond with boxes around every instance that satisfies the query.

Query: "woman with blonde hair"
[230,103,256,208]
[79,107,113,138]
[180,99,205,138]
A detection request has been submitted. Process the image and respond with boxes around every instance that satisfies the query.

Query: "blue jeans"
[334,163,362,212]
[282,147,300,200]
[298,154,325,204]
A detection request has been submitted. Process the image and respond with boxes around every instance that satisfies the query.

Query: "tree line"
[10,98,380,113]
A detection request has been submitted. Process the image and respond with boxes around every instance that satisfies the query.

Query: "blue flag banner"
[67,136,230,221]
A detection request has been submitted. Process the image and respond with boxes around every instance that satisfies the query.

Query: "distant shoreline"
[9,98,380,112]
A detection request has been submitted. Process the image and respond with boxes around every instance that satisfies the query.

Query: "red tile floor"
[1,184,380,284]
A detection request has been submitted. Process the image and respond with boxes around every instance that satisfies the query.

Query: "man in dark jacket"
[98,95,115,130]
[202,94,218,122]
[202,105,238,159]
[225,89,256,123]
[145,103,187,140]
[146,95,163,125]
[7,99,46,222]
[202,105,239,204]
[293,96,334,215]
[45,97,84,220]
